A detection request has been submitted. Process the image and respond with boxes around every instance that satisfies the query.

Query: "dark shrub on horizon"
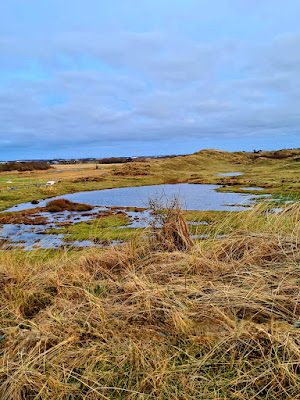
[0,161,52,172]
[96,157,129,164]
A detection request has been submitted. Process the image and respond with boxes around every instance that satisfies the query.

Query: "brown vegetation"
[45,199,93,213]
[0,209,47,225]
[251,148,300,160]
[0,161,51,172]
[0,200,300,399]
[0,199,94,224]
[112,163,151,176]
[148,197,194,251]
[0,203,300,398]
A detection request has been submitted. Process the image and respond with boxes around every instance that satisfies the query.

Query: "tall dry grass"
[0,202,300,399]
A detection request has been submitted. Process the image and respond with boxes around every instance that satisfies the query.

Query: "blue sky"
[0,0,300,160]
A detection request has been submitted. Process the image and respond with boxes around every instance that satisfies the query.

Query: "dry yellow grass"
[0,203,300,399]
[52,163,123,170]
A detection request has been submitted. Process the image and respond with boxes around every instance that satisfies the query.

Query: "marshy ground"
[0,149,300,399]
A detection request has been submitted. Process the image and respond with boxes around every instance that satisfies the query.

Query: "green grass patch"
[47,214,143,243]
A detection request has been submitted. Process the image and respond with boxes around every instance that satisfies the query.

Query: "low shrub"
[46,199,93,213]
[0,161,51,172]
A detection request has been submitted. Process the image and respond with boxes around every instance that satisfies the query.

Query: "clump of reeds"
[148,195,194,251]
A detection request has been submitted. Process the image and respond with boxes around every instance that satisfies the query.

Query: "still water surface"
[6,183,268,212]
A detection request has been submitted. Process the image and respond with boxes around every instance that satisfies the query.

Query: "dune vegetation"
[0,149,300,398]
[1,201,300,399]
[0,149,300,211]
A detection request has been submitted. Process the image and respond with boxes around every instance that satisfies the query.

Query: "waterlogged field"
[1,149,299,250]
[1,149,300,212]
[0,149,300,399]
[0,180,274,250]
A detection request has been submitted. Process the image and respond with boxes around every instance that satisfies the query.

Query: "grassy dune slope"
[1,203,300,399]
[0,149,299,211]
[151,149,300,193]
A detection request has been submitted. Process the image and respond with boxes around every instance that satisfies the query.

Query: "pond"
[6,183,268,213]
[1,183,269,251]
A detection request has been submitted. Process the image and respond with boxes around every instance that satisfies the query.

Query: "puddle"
[0,224,64,250]
[0,223,123,251]
[216,172,244,176]
[0,208,150,251]
[272,208,283,213]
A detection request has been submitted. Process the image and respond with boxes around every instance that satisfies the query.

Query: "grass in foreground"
[0,203,300,399]
[185,202,300,237]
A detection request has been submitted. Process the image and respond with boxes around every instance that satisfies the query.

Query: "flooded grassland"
[0,150,299,250]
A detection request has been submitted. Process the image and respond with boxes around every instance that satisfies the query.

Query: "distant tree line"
[0,161,52,172]
[96,157,139,164]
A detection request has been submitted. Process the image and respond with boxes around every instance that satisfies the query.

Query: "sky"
[0,0,300,160]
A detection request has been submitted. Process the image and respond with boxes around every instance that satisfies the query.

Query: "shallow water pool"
[5,183,269,213]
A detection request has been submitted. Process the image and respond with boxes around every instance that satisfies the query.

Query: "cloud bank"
[0,0,299,159]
